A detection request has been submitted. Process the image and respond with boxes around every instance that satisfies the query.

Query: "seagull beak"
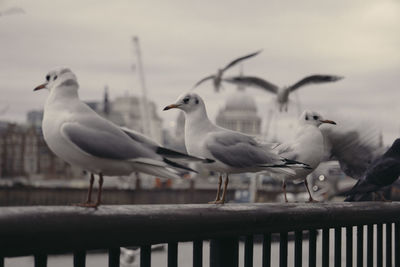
[320,119,336,125]
[163,104,180,111]
[33,83,47,91]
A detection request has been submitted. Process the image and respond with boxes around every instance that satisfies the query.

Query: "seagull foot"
[307,198,319,203]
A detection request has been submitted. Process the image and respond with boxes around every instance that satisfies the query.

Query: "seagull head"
[300,110,336,127]
[163,92,206,114]
[34,68,79,94]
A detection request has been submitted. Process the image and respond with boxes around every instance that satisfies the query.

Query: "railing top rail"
[0,202,399,257]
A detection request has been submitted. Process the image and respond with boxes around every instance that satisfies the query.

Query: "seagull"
[163,92,310,204]
[224,74,343,111]
[34,68,212,208]
[344,139,400,202]
[193,50,262,92]
[272,110,336,202]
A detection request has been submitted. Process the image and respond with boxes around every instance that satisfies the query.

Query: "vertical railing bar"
[210,238,239,267]
[0,257,4,267]
[34,254,47,267]
[346,226,353,267]
[377,224,383,267]
[280,232,288,267]
[262,233,271,267]
[140,245,151,267]
[295,230,303,267]
[108,247,120,267]
[395,222,399,267]
[386,223,392,267]
[322,228,330,267]
[73,250,86,267]
[193,240,203,267]
[309,229,317,267]
[357,225,363,267]
[244,235,254,267]
[168,242,178,267]
[367,224,373,267]
[335,227,342,267]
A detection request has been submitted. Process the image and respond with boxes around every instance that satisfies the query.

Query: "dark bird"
[224,74,343,111]
[193,50,262,92]
[345,138,400,201]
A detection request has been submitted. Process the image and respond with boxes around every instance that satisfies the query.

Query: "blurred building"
[216,89,261,135]
[26,110,43,127]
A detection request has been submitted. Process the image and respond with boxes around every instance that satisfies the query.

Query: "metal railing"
[0,202,399,267]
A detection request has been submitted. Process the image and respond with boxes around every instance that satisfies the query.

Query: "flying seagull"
[344,139,400,202]
[272,110,336,202]
[163,92,310,204]
[34,68,212,207]
[193,50,262,92]
[224,74,343,111]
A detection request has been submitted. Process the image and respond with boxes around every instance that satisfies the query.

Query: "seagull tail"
[156,147,214,163]
[283,158,312,169]
[258,165,296,176]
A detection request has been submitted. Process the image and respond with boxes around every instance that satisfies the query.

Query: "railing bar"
[322,228,330,267]
[309,229,317,267]
[377,224,383,267]
[108,247,120,267]
[262,233,271,267]
[295,230,302,267]
[335,227,342,267]
[140,245,151,267]
[395,222,400,267]
[73,250,86,267]
[0,257,3,267]
[210,237,239,267]
[346,226,353,267]
[193,240,203,267]
[244,235,254,267]
[367,224,373,267]
[357,225,363,267]
[34,254,47,267]
[280,232,288,267]
[168,242,178,267]
[386,223,392,267]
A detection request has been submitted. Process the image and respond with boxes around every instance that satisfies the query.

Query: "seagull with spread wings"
[34,68,212,207]
[193,50,262,92]
[224,74,343,111]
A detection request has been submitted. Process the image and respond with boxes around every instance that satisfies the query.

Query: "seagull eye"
[183,97,190,104]
[313,115,319,120]
[46,75,50,81]
[54,75,58,80]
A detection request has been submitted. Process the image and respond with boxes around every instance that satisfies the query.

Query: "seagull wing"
[289,75,343,92]
[321,118,385,179]
[193,75,215,89]
[222,50,262,71]
[205,130,284,168]
[273,142,299,161]
[224,76,279,94]
[61,121,155,160]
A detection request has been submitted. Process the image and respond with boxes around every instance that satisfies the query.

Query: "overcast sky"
[0,0,399,144]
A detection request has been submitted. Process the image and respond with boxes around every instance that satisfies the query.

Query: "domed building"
[216,89,261,135]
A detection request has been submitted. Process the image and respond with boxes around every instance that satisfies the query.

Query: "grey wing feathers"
[206,131,282,168]
[193,75,215,88]
[222,50,262,71]
[62,122,154,160]
[274,142,299,161]
[224,76,278,93]
[289,75,343,92]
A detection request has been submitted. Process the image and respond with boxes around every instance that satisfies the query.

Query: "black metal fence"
[0,202,399,267]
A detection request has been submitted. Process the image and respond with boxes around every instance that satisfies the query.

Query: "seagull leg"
[304,178,318,202]
[216,174,229,204]
[282,180,288,203]
[209,174,222,204]
[94,173,104,207]
[86,173,95,203]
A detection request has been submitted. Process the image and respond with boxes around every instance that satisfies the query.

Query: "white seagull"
[163,92,310,204]
[34,68,212,207]
[224,74,343,111]
[193,50,262,92]
[272,111,336,202]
